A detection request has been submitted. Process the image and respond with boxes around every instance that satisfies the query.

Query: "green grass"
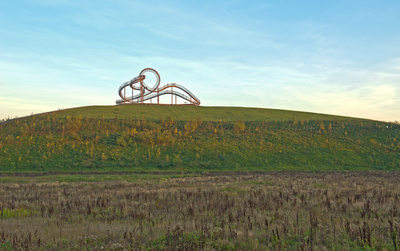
[0,173,200,183]
[46,104,367,121]
[0,104,399,172]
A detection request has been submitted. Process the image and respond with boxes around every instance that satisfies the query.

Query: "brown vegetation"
[1,172,400,250]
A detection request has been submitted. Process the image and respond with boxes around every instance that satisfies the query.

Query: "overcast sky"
[1,0,399,121]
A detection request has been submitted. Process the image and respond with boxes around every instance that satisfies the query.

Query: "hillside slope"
[0,105,399,171]
[48,104,366,122]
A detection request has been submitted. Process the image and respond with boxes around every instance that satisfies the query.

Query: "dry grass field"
[1,171,400,250]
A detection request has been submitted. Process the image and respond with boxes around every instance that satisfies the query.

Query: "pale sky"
[1,0,399,121]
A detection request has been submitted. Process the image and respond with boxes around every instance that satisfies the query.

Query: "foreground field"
[1,172,399,250]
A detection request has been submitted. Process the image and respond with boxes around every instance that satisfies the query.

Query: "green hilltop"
[50,104,365,122]
[0,104,399,172]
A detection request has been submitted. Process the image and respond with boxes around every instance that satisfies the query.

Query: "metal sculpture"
[116,68,200,106]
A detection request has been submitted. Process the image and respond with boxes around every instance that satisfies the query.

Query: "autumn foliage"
[0,114,399,170]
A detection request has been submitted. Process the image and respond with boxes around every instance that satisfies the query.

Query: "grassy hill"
[0,104,399,171]
[46,104,366,122]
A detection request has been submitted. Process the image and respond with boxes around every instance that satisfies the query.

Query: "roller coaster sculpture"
[116,68,200,106]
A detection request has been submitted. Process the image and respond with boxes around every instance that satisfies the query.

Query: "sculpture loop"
[116,68,200,106]
[140,68,160,92]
